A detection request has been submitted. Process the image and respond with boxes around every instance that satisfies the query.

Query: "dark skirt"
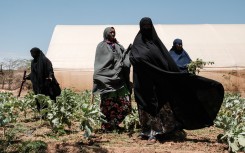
[138,102,177,137]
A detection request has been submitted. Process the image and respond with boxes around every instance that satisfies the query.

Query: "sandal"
[138,134,149,140]
[147,135,156,144]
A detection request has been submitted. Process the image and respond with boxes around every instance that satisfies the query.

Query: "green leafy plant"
[20,140,47,153]
[0,92,19,137]
[78,90,106,138]
[34,94,52,122]
[46,89,78,134]
[17,91,36,118]
[0,124,27,152]
[215,93,245,152]
[122,106,140,132]
[187,58,214,74]
[4,123,27,143]
[42,89,105,138]
[0,93,25,152]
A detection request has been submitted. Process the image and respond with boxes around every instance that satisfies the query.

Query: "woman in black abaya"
[129,17,224,142]
[26,47,61,111]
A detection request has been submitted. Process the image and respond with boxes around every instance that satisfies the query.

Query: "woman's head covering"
[140,17,154,40]
[171,38,183,52]
[173,38,182,46]
[103,27,117,43]
[30,47,41,53]
[30,47,41,59]
[131,17,179,72]
[103,27,112,40]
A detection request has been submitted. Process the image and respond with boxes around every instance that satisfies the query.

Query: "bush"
[215,93,245,152]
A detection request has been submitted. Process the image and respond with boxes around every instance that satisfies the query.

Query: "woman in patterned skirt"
[93,27,132,131]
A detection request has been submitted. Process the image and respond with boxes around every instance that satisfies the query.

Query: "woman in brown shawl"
[93,27,131,131]
[130,17,224,142]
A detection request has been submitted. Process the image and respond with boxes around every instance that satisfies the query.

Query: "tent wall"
[52,70,245,97]
[53,70,93,91]
[47,24,245,96]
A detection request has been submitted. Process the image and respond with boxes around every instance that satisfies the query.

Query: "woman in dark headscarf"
[93,27,131,131]
[129,17,224,142]
[26,47,61,111]
[169,38,192,73]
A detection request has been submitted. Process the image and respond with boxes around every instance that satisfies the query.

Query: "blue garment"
[169,49,192,73]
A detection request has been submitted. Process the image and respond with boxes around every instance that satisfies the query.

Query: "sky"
[0,0,245,61]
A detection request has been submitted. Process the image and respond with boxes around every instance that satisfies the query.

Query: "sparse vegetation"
[214,93,245,152]
[187,58,214,74]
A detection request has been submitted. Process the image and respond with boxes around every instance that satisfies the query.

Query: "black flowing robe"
[28,51,60,99]
[129,19,224,130]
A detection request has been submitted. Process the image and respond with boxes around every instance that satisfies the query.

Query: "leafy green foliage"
[22,89,106,138]
[20,140,47,153]
[1,89,138,140]
[122,106,140,131]
[0,91,27,152]
[78,90,106,138]
[215,93,245,152]
[0,92,19,129]
[4,124,27,143]
[187,58,214,74]
[46,89,78,133]
[17,91,36,118]
[0,124,27,152]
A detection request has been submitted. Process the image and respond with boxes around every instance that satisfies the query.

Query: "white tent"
[47,24,245,95]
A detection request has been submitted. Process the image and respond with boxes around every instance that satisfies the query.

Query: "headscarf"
[173,38,182,46]
[130,17,224,130]
[169,38,192,73]
[93,27,131,94]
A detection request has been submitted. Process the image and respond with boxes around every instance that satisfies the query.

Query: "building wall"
[47,24,245,71]
[48,24,245,97]
[54,69,245,97]
[54,70,93,91]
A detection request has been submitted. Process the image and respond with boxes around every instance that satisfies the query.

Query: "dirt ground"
[1,119,228,153]
[0,89,230,153]
[48,126,228,153]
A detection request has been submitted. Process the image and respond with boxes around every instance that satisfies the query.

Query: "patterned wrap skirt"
[100,86,132,130]
[138,102,177,137]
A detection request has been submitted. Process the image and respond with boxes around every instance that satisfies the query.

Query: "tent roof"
[47,24,245,70]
